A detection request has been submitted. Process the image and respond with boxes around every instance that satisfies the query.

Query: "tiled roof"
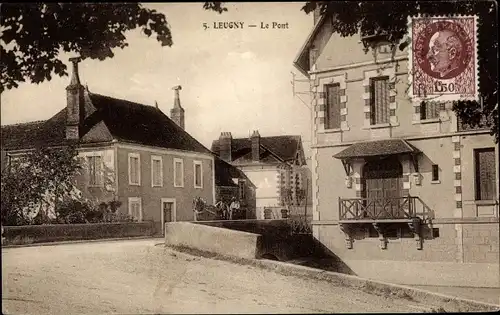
[88,93,210,153]
[211,135,303,164]
[214,156,254,187]
[333,139,421,159]
[1,92,211,155]
[1,120,47,150]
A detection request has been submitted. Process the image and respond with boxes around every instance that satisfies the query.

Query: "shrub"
[289,217,312,235]
[55,199,96,224]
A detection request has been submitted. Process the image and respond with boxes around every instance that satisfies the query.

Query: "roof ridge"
[229,134,302,141]
[90,92,156,109]
[1,120,47,128]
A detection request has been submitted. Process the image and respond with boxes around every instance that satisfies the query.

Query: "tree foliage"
[1,145,81,225]
[302,1,498,141]
[0,2,226,93]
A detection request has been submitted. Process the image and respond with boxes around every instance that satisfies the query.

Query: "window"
[128,153,141,185]
[128,197,142,222]
[475,148,497,200]
[238,179,246,200]
[151,156,163,187]
[432,164,439,181]
[193,160,203,188]
[174,158,184,187]
[87,155,103,186]
[325,83,341,129]
[432,228,440,238]
[370,76,390,125]
[420,101,440,120]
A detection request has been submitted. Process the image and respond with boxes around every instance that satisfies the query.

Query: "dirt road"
[0,239,461,314]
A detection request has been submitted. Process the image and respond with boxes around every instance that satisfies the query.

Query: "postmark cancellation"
[408,16,479,103]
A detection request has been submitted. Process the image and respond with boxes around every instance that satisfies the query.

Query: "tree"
[1,145,82,225]
[0,2,226,93]
[302,1,498,142]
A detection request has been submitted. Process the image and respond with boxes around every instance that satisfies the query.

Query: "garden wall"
[2,222,156,246]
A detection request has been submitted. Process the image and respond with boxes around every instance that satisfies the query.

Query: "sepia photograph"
[1,1,499,314]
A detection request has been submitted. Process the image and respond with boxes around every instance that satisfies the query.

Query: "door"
[363,157,403,219]
[161,198,176,235]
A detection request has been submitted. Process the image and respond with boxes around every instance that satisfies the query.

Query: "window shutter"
[371,77,390,124]
[476,149,496,200]
[425,102,440,119]
[96,156,103,185]
[326,84,341,129]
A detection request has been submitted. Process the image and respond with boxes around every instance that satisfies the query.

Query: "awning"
[333,139,421,160]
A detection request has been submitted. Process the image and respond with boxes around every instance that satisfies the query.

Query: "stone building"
[293,13,499,287]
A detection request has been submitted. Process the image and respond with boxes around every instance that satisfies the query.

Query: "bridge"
[164,219,318,262]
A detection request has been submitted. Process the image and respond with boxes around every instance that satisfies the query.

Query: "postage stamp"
[408,16,478,103]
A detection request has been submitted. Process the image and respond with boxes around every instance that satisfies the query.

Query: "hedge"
[2,222,156,246]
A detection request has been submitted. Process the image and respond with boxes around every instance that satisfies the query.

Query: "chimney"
[251,130,260,162]
[65,57,84,140]
[219,132,232,162]
[170,85,185,129]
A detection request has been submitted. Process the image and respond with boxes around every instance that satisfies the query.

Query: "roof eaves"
[292,14,328,78]
[402,139,421,154]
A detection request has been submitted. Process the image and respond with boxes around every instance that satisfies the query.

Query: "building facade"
[294,14,499,287]
[1,59,215,234]
[211,131,307,219]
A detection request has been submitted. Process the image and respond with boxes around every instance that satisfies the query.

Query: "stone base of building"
[342,259,499,288]
[313,221,500,288]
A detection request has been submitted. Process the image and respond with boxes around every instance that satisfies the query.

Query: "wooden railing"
[339,196,431,222]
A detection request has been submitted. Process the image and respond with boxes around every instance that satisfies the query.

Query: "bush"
[55,199,97,224]
[289,217,312,235]
[54,198,135,224]
[2,222,156,245]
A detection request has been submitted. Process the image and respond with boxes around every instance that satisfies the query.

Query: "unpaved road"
[0,239,464,314]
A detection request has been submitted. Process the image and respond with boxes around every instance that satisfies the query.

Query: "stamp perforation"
[407,15,479,103]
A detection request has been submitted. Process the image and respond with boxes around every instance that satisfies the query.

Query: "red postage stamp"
[408,16,478,102]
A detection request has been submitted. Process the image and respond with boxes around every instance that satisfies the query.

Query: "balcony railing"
[339,196,431,222]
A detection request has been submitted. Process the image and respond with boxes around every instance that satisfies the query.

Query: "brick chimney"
[251,130,260,162]
[219,132,232,162]
[65,57,84,140]
[170,85,185,129]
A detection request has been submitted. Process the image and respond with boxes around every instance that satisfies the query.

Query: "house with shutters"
[211,131,307,219]
[1,58,216,234]
[293,13,499,287]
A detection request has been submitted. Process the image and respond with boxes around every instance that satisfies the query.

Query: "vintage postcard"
[1,2,499,314]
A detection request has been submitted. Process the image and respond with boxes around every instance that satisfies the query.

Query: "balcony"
[339,196,431,223]
[338,196,433,250]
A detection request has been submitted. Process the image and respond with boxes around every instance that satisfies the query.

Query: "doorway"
[161,198,176,235]
[362,156,404,218]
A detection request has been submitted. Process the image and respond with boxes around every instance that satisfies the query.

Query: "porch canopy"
[333,139,421,173]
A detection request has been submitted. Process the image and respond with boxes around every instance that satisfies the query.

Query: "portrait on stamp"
[408,16,478,102]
